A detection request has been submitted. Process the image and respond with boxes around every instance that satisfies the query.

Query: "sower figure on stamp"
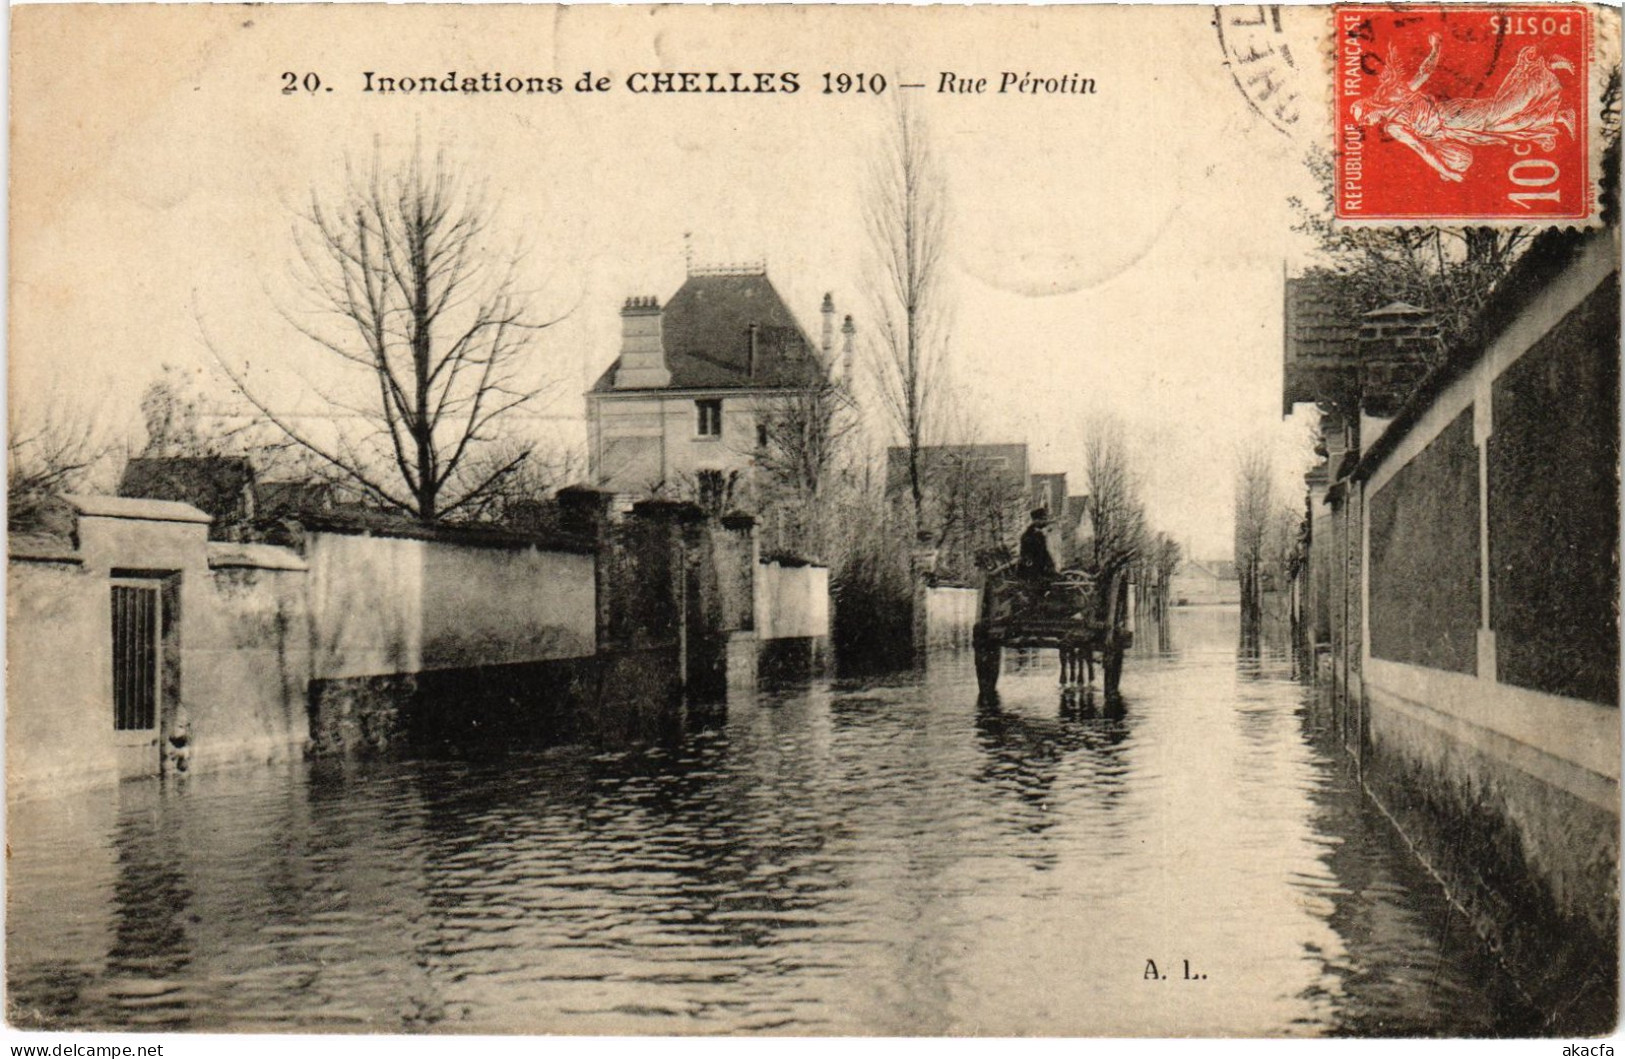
[1352,33,1577,183]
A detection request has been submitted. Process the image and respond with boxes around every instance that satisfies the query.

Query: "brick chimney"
[821,292,835,360]
[840,314,856,382]
[615,295,669,389]
[1357,302,1438,418]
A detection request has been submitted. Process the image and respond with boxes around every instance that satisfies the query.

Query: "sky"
[10,4,1336,558]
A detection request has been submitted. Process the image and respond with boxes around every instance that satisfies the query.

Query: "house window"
[756,423,769,449]
[696,399,723,438]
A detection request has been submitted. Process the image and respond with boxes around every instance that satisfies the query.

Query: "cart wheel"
[973,625,1002,696]
[1103,645,1124,697]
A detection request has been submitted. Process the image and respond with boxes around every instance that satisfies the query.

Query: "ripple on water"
[7,610,1542,1035]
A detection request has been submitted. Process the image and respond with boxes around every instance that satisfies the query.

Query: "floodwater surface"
[7,607,1539,1035]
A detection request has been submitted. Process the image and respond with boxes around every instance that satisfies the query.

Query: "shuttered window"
[696,399,722,437]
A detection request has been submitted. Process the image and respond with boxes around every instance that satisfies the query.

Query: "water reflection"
[972,693,1131,859]
[8,608,1540,1035]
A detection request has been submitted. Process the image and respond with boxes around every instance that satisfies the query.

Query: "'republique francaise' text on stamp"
[1334,4,1594,224]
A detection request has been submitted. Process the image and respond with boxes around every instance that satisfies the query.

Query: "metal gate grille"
[111,584,158,731]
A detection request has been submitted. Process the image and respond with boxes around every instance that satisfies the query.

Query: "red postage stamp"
[1334,4,1593,223]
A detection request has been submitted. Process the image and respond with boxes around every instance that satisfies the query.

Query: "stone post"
[718,511,758,633]
[557,485,615,652]
[719,510,759,689]
[630,498,709,696]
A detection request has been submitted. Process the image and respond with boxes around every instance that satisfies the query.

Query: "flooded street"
[7,607,1539,1036]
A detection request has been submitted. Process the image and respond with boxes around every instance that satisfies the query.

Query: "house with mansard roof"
[586,266,854,507]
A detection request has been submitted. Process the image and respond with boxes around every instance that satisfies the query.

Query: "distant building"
[884,443,1030,506]
[119,460,388,541]
[586,266,854,507]
[118,456,256,538]
[1028,475,1091,566]
[257,480,339,520]
[1169,558,1240,606]
[1057,493,1093,567]
[1027,472,1067,517]
[882,443,1091,569]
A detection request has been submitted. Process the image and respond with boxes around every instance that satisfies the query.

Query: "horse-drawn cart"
[972,563,1134,697]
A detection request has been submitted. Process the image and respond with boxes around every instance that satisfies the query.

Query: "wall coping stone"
[760,557,828,571]
[8,533,82,564]
[66,494,211,524]
[207,542,309,572]
[299,516,594,555]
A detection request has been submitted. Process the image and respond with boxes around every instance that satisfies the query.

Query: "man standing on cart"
[1017,508,1058,613]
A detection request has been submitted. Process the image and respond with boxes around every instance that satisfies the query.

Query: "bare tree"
[9,394,109,531]
[451,438,585,528]
[139,365,211,457]
[1234,446,1274,633]
[756,379,856,503]
[212,147,563,523]
[1083,416,1147,577]
[919,396,1029,580]
[1135,531,1183,627]
[754,377,859,560]
[926,447,1027,583]
[1262,502,1304,616]
[136,363,285,462]
[827,460,917,662]
[864,97,950,533]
